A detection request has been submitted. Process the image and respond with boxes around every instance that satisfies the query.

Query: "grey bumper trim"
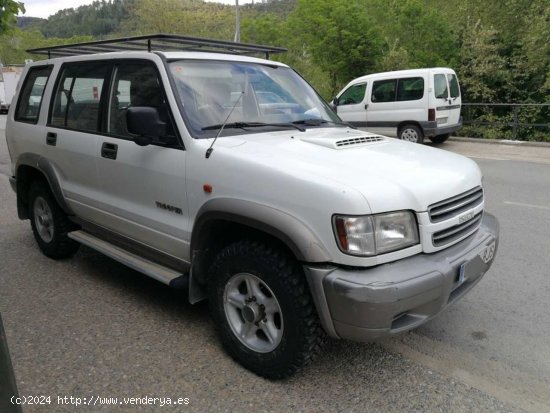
[421,118,463,137]
[305,212,499,341]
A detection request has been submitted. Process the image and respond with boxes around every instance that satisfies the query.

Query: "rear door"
[46,62,109,220]
[335,82,367,125]
[432,71,461,127]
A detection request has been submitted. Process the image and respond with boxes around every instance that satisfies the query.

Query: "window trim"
[14,65,54,125]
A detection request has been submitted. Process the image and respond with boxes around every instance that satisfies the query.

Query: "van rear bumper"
[421,117,462,137]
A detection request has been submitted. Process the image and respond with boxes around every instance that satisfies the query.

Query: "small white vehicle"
[5,35,497,379]
[333,68,462,144]
[1,68,22,114]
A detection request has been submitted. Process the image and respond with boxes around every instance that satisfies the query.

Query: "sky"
[20,0,255,19]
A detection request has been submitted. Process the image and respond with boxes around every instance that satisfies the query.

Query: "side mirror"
[127,106,167,146]
[330,97,339,112]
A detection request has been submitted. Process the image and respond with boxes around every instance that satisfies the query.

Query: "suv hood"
[218,128,482,213]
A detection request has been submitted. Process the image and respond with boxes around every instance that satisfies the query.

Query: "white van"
[333,68,462,144]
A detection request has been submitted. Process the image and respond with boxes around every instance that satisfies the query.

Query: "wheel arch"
[15,153,73,220]
[190,198,332,287]
[397,121,424,135]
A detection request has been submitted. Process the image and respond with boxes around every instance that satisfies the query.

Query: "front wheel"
[208,241,325,379]
[429,133,450,144]
[398,124,424,143]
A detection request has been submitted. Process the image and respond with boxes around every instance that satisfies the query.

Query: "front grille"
[432,212,483,247]
[428,186,483,223]
[335,136,384,147]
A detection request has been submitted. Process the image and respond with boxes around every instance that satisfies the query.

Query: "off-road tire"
[208,240,325,379]
[28,183,79,259]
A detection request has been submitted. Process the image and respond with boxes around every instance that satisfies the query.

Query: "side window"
[338,83,367,105]
[396,77,424,101]
[108,62,176,140]
[448,74,460,98]
[371,79,396,103]
[15,66,52,123]
[50,64,109,133]
[434,74,448,99]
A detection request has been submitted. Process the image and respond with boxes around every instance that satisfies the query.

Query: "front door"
[94,61,190,262]
[335,83,367,126]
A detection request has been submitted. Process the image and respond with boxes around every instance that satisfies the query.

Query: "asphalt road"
[1,114,549,412]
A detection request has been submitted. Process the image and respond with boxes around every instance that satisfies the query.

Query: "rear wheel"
[208,240,325,379]
[429,134,450,144]
[398,124,424,144]
[28,183,79,259]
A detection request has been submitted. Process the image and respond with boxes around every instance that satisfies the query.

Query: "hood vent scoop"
[300,135,387,149]
[335,136,385,147]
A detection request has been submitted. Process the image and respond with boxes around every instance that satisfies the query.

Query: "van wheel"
[208,240,325,379]
[399,124,424,143]
[430,134,450,144]
[29,183,79,259]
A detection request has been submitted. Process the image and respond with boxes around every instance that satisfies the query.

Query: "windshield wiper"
[292,119,352,128]
[202,122,306,132]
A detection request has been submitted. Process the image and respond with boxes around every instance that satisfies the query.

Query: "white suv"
[5,35,499,379]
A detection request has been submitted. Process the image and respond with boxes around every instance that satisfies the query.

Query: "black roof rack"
[26,33,287,60]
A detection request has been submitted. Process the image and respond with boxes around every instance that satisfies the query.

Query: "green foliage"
[0,0,24,34]
[5,0,549,140]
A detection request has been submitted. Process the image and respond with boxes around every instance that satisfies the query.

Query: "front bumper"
[304,212,499,341]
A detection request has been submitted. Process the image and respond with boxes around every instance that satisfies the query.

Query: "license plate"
[437,117,448,125]
[457,241,496,287]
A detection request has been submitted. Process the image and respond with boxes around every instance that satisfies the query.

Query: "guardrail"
[462,103,550,140]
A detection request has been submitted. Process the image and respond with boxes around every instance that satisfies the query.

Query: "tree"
[0,0,24,34]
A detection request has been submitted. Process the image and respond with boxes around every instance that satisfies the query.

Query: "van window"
[371,79,396,103]
[434,74,448,99]
[50,64,110,133]
[397,77,424,101]
[448,74,460,98]
[338,83,366,105]
[15,66,52,123]
[107,62,176,140]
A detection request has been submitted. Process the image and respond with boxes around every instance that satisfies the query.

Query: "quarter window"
[15,66,52,123]
[50,64,109,132]
[338,83,367,105]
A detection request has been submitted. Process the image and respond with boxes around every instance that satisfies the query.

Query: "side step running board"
[68,230,187,286]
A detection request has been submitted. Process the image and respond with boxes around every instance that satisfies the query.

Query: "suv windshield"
[168,60,342,138]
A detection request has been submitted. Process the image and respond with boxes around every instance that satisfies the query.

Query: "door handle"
[46,132,57,146]
[101,142,118,160]
[364,104,369,110]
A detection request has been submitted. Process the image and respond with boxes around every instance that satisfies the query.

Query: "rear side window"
[50,64,110,133]
[434,74,448,99]
[339,83,367,105]
[371,79,396,103]
[397,77,424,101]
[15,66,52,123]
[448,74,460,98]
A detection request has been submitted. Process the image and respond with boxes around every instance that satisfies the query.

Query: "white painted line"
[504,201,550,211]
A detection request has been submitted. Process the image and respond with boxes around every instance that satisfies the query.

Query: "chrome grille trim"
[428,186,483,223]
[432,212,483,247]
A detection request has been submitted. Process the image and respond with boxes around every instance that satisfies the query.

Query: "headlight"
[333,211,419,256]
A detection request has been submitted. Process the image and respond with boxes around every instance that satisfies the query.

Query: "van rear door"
[432,71,461,128]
